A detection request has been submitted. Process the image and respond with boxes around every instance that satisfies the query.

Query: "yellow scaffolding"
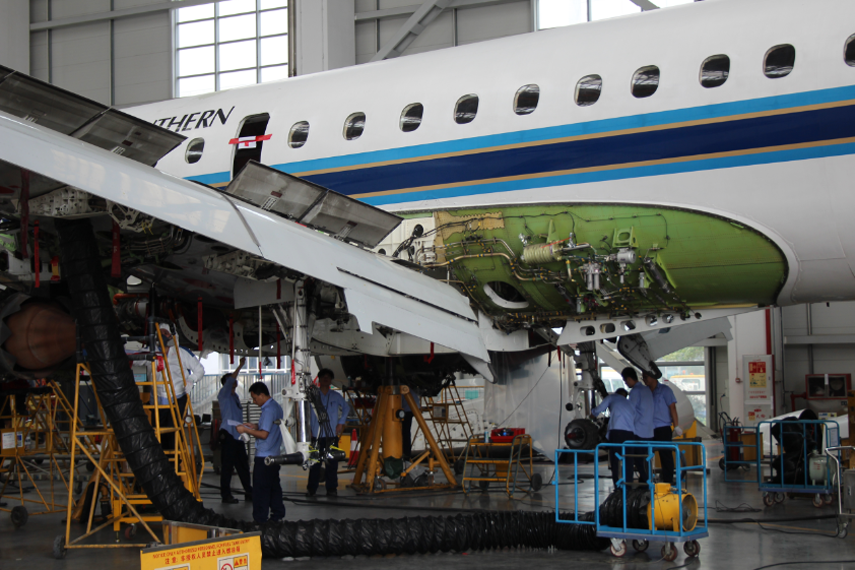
[0,386,73,527]
[57,325,204,557]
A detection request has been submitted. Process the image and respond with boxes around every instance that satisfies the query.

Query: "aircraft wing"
[0,107,488,362]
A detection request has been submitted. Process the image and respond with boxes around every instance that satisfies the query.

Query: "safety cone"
[347,429,359,467]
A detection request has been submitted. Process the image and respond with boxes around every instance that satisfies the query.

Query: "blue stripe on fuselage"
[182,84,855,194]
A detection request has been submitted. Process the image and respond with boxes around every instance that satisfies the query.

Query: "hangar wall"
[0,0,30,73]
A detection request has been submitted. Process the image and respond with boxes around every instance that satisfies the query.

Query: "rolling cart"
[757,419,840,508]
[556,441,708,561]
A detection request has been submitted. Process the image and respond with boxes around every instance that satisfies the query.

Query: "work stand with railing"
[460,433,542,497]
[0,382,82,528]
[54,325,203,559]
[556,441,708,561]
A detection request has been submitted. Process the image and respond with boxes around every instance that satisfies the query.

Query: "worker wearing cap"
[621,367,654,483]
[156,324,205,450]
[591,388,634,486]
[644,371,681,484]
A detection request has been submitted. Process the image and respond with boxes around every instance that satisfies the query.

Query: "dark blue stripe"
[303,103,855,197]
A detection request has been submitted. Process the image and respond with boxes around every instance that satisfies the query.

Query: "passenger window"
[289,121,309,148]
[845,34,855,66]
[575,74,602,106]
[764,44,795,78]
[185,138,204,164]
[343,112,365,140]
[400,103,423,132]
[454,94,479,124]
[631,66,660,98]
[232,113,269,176]
[513,84,540,115]
[700,55,730,88]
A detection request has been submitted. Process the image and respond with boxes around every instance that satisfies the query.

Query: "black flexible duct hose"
[56,218,611,558]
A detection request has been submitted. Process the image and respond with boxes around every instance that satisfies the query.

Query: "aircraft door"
[231,113,270,178]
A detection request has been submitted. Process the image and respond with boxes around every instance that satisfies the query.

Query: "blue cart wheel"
[610,541,627,557]
[775,493,785,504]
[632,539,649,552]
[661,543,678,562]
[762,492,775,507]
[824,494,834,505]
[812,494,823,508]
[683,540,700,557]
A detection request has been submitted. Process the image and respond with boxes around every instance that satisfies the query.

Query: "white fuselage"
[128,0,855,308]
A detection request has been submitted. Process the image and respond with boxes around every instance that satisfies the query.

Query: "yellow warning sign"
[140,532,261,570]
[748,361,767,389]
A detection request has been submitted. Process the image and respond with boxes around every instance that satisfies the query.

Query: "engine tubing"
[56,218,610,558]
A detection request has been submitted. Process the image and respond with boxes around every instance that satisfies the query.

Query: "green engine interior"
[418,204,787,330]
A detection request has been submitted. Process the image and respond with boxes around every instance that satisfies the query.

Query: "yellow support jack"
[350,385,457,493]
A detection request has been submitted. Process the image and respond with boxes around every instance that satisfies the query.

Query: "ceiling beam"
[370,0,454,62]
[356,0,525,23]
[30,0,217,32]
[629,0,660,10]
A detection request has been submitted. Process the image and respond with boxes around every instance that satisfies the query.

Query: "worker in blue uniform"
[307,368,351,497]
[621,367,654,483]
[591,388,635,486]
[644,371,681,484]
[237,382,285,523]
[217,357,252,504]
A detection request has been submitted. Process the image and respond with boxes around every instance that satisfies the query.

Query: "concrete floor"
[1,441,854,569]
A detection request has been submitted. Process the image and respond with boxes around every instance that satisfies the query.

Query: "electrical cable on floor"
[714,500,761,513]
[752,561,855,570]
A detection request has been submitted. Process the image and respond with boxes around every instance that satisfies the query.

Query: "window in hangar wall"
[537,0,695,29]
[599,345,708,427]
[175,0,290,98]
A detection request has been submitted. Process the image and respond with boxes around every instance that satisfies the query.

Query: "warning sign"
[141,532,260,570]
[748,361,767,389]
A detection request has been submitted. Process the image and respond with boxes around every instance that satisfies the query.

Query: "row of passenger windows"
[184,35,855,162]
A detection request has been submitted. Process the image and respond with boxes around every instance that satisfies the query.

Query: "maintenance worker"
[217,357,252,504]
[157,324,205,450]
[591,388,634,487]
[644,371,681,484]
[401,383,420,460]
[307,368,350,497]
[237,382,285,523]
[621,367,654,483]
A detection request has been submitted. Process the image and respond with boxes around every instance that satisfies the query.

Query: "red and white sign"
[228,134,272,149]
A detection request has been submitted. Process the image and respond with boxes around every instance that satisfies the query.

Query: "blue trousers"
[252,457,284,523]
[308,437,339,493]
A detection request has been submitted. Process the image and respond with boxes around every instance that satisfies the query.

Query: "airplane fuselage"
[127,0,855,326]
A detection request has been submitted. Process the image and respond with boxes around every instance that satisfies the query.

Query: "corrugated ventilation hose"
[56,218,612,558]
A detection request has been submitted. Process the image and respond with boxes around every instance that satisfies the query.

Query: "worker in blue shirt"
[237,382,285,523]
[591,388,634,486]
[644,371,681,484]
[216,357,252,504]
[621,367,655,483]
[307,368,351,497]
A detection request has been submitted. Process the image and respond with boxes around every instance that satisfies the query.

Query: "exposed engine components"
[203,250,277,280]
[642,256,673,294]
[28,187,104,218]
